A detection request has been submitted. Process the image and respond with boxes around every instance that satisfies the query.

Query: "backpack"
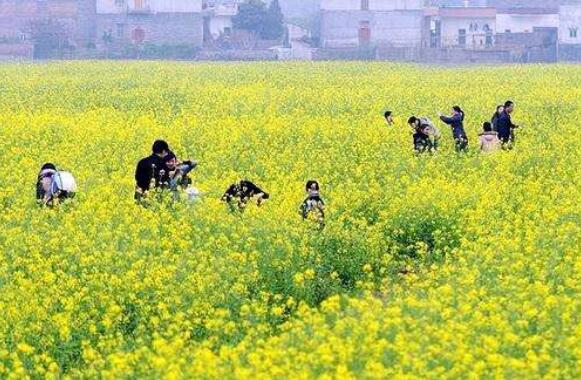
[50,171,78,199]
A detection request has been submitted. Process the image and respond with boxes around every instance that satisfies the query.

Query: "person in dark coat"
[496,100,519,149]
[134,140,170,201]
[439,106,468,152]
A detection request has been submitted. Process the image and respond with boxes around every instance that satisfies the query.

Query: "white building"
[496,7,559,34]
[559,4,581,61]
[434,7,496,49]
[559,5,581,45]
[97,0,202,14]
[202,0,242,40]
[319,0,424,48]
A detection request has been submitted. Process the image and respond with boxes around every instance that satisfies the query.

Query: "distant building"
[202,0,242,42]
[429,6,496,49]
[559,5,581,61]
[96,0,203,49]
[319,0,424,48]
[0,0,96,58]
[496,7,559,34]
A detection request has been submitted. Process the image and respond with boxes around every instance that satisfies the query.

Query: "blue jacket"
[440,114,467,140]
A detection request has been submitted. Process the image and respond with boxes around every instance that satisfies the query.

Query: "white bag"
[52,171,78,193]
[185,187,202,202]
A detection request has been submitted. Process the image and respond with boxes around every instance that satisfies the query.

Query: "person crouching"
[36,163,77,206]
[222,180,269,212]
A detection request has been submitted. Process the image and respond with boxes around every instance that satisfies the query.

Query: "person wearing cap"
[134,140,170,201]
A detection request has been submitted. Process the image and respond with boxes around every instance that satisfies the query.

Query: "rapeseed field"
[0,62,579,378]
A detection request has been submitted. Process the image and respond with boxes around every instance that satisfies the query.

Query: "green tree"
[232,0,285,40]
[232,0,267,38]
[263,0,285,40]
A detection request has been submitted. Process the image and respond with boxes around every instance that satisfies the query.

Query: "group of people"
[132,140,326,227]
[384,100,519,154]
[35,100,521,226]
[35,139,326,227]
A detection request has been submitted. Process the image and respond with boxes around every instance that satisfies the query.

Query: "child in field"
[300,180,325,229]
[222,180,269,212]
[479,122,501,153]
[164,151,197,189]
[163,151,200,201]
[36,163,77,206]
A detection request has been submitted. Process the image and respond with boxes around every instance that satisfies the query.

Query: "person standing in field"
[491,105,504,131]
[300,180,325,229]
[479,122,501,153]
[439,106,468,152]
[134,140,170,201]
[384,110,394,126]
[496,100,519,149]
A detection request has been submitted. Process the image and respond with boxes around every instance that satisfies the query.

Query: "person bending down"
[222,180,269,212]
[408,116,441,153]
[36,163,77,206]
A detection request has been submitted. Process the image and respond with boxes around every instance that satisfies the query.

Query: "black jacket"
[496,111,516,141]
[135,154,167,193]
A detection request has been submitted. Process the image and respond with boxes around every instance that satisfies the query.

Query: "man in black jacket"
[496,100,519,148]
[134,140,170,200]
